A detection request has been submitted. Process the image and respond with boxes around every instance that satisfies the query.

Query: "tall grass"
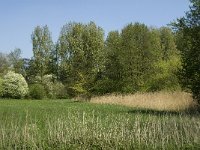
[91,91,198,111]
[0,110,200,149]
[0,99,200,149]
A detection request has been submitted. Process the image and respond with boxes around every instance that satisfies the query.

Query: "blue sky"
[0,0,190,58]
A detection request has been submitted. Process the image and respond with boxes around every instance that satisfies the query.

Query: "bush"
[29,84,46,99]
[34,74,68,99]
[0,77,3,97]
[53,82,68,99]
[2,71,29,98]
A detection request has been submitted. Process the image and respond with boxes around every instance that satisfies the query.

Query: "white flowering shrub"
[2,71,29,98]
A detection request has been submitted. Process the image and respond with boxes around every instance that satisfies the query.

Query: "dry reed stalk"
[90,92,198,111]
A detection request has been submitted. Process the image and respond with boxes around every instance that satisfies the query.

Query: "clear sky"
[0,0,190,58]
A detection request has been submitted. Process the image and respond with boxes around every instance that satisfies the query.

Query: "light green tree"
[31,25,54,79]
[149,28,181,91]
[57,22,104,97]
[0,52,10,76]
[8,48,23,74]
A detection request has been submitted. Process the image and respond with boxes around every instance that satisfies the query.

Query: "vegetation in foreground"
[0,98,200,149]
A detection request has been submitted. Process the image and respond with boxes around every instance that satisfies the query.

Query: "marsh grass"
[0,99,200,149]
[91,92,198,112]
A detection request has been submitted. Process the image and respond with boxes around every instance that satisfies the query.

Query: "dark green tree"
[173,0,200,102]
[120,23,154,92]
[95,31,122,94]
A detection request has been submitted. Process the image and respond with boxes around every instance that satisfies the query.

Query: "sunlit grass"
[0,98,200,149]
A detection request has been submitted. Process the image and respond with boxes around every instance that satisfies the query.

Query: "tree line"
[0,0,199,103]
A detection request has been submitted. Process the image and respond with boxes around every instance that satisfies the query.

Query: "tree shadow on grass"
[127,107,200,117]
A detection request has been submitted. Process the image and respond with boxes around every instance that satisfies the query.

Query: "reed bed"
[91,92,198,111]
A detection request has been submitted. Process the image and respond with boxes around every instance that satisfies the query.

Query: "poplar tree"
[120,23,153,92]
[31,25,54,79]
[103,31,122,93]
[57,22,104,97]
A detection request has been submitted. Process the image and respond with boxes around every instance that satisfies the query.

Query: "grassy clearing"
[91,91,198,112]
[0,98,200,149]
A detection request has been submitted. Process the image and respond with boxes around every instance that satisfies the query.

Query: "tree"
[160,27,178,60]
[149,28,181,91]
[31,25,54,79]
[0,52,9,76]
[8,48,23,74]
[172,0,200,102]
[57,22,104,97]
[102,31,123,93]
[120,23,154,92]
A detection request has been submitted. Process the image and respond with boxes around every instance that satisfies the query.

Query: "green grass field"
[0,99,200,149]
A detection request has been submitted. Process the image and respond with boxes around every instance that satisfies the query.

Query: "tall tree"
[173,0,200,102]
[0,52,9,76]
[57,22,104,97]
[149,28,181,91]
[120,23,154,92]
[103,31,122,93]
[160,27,178,60]
[8,48,23,74]
[31,25,54,79]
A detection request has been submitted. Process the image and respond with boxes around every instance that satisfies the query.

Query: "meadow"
[0,93,200,149]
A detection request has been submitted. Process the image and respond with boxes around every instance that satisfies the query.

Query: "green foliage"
[0,52,10,76]
[67,72,88,98]
[2,71,29,99]
[173,0,200,102]
[0,77,3,97]
[8,48,23,74]
[148,28,181,91]
[53,81,68,99]
[95,23,181,94]
[41,74,55,98]
[103,31,123,93]
[150,56,181,91]
[31,25,54,78]
[0,21,185,98]
[119,23,160,92]
[57,22,105,97]
[33,74,68,99]
[92,78,119,95]
[29,84,46,99]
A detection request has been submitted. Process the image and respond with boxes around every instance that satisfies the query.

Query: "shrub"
[0,77,3,97]
[29,84,46,99]
[53,82,68,99]
[42,74,54,98]
[34,74,68,99]
[2,71,29,98]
